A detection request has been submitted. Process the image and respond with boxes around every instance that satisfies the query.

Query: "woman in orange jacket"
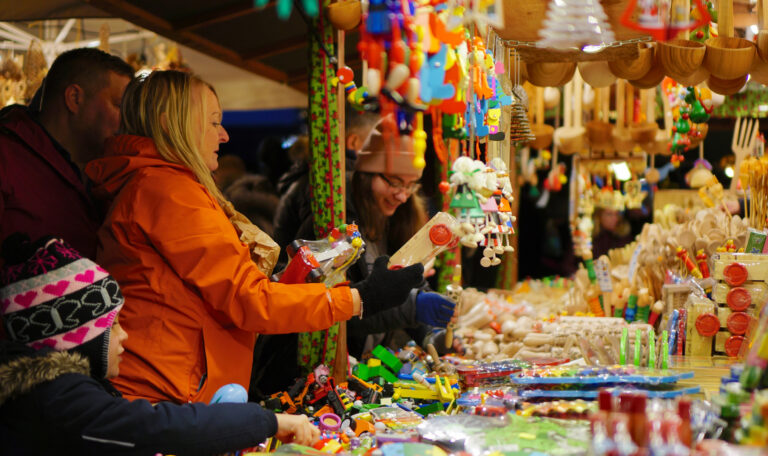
[86,70,423,404]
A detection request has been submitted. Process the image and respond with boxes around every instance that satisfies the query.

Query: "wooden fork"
[731,116,759,190]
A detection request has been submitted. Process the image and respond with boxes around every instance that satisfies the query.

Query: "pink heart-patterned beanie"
[0,234,124,378]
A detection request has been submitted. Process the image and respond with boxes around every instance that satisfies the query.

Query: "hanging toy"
[690,1,716,41]
[489,158,516,254]
[689,96,710,124]
[478,171,502,267]
[333,66,371,112]
[412,112,427,169]
[449,157,486,247]
[674,116,691,135]
[621,0,711,41]
[486,102,502,138]
[670,152,685,167]
[449,184,482,247]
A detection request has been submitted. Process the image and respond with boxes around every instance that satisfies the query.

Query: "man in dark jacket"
[0,48,133,261]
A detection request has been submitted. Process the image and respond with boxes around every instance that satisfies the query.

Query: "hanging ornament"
[674,116,691,134]
[624,180,647,209]
[689,99,709,123]
[621,0,711,41]
[412,112,427,169]
[509,96,535,145]
[538,0,616,50]
[689,1,716,42]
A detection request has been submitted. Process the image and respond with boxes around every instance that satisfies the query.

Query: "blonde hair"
[120,70,226,206]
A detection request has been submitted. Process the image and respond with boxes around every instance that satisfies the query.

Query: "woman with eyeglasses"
[253,118,455,396]
[345,120,458,353]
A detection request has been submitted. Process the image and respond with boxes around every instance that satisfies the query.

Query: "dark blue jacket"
[0,340,277,455]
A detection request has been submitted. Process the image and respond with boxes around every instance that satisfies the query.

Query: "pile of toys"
[259,344,462,453]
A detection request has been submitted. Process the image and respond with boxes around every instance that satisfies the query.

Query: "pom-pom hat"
[0,235,123,378]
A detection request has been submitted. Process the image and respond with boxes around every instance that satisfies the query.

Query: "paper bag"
[222,201,280,276]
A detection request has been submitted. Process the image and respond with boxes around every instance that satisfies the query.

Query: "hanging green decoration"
[298,0,344,379]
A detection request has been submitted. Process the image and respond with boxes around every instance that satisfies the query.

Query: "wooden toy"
[388,212,458,268]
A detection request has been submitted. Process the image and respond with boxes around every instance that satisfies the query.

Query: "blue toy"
[420,44,455,103]
[210,383,248,404]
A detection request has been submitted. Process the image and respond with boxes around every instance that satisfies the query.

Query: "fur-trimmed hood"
[0,345,90,405]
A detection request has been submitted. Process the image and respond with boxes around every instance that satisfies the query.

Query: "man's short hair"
[345,108,379,134]
[40,48,134,111]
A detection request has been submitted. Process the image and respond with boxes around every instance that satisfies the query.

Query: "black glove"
[351,256,424,316]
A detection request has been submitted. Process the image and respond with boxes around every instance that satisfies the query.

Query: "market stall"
[2,0,768,455]
[219,0,768,454]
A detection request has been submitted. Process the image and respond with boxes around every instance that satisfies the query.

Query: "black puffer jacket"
[0,340,277,455]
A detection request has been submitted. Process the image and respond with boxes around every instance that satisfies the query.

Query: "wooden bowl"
[630,122,658,144]
[608,43,654,80]
[749,56,768,85]
[578,61,616,88]
[497,0,645,42]
[586,120,614,145]
[528,123,554,149]
[675,66,710,86]
[704,37,755,80]
[706,74,748,96]
[659,39,706,81]
[653,131,672,156]
[326,0,362,31]
[612,130,634,154]
[758,30,768,62]
[629,44,664,89]
[526,62,576,87]
[554,126,586,155]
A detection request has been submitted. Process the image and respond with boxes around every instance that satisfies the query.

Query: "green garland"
[298,0,344,374]
[712,83,768,118]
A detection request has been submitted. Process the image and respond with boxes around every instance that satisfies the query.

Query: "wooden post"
[718,0,734,38]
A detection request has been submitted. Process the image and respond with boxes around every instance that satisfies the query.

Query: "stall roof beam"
[85,0,289,83]
[242,35,306,61]
[172,0,262,32]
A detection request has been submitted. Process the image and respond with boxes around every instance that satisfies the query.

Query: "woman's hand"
[415,292,456,328]
[351,256,424,316]
[275,414,320,446]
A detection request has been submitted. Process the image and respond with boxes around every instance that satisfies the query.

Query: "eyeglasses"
[377,173,421,195]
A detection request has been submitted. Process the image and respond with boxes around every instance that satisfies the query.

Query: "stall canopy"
[0,0,362,93]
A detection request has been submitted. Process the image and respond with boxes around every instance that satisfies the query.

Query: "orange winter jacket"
[86,135,354,404]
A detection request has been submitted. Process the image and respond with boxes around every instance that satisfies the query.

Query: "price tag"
[628,243,642,283]
[595,257,613,292]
